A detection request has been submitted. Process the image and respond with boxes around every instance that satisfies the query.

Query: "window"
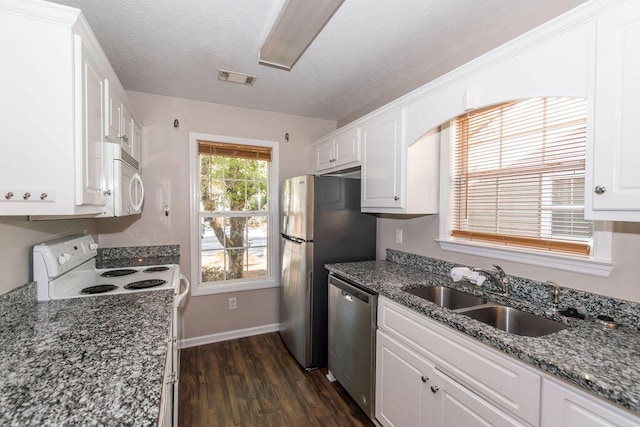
[439,98,612,275]
[190,134,279,295]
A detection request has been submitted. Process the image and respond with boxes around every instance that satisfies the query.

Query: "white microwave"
[100,145,144,217]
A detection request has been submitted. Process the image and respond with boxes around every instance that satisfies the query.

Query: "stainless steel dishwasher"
[328,273,377,420]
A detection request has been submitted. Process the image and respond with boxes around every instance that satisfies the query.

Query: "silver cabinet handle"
[121,135,129,143]
[594,185,606,194]
[421,375,429,383]
[430,385,439,393]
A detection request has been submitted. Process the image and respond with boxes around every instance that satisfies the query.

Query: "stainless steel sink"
[405,286,486,310]
[462,305,567,337]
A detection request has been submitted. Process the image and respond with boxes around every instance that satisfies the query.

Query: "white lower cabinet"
[376,297,640,427]
[376,297,538,426]
[432,368,526,427]
[158,335,174,427]
[541,379,639,427]
[376,328,525,427]
[376,330,434,427]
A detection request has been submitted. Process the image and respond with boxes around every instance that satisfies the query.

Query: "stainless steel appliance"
[280,175,376,370]
[328,274,377,420]
[32,235,188,427]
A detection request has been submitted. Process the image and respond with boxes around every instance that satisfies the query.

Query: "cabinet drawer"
[378,297,540,425]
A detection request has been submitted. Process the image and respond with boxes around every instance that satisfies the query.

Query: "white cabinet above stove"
[0,0,141,217]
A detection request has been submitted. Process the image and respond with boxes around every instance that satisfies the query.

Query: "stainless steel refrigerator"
[280,175,376,370]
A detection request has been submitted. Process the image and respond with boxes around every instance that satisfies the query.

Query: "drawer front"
[378,297,540,425]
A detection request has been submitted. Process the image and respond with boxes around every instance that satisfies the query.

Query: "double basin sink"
[405,286,567,337]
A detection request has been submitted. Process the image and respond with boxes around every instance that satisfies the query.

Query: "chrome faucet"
[545,281,561,311]
[473,265,509,296]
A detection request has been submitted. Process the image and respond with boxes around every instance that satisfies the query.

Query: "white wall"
[0,217,98,295]
[377,216,640,303]
[98,91,335,340]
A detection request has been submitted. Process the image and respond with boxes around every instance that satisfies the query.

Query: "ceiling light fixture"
[259,0,344,71]
[217,70,257,86]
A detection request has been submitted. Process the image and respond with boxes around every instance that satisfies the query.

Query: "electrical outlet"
[395,229,403,244]
[229,297,237,310]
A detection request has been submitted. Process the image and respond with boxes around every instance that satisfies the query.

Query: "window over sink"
[189,133,279,295]
[438,97,613,276]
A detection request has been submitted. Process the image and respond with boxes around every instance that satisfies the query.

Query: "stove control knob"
[57,255,67,265]
[88,243,98,250]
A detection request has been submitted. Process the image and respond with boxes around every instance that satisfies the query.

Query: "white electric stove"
[33,235,179,301]
[33,234,188,426]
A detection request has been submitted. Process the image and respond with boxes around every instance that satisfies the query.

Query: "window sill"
[436,238,613,277]
[191,278,278,296]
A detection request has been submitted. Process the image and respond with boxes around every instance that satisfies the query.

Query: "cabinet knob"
[103,189,112,196]
[4,192,13,200]
[594,185,606,195]
[430,385,439,394]
[421,375,429,383]
[40,193,48,200]
[394,196,399,201]
[23,192,31,200]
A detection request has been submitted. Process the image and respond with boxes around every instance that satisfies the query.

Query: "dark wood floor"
[179,332,375,427]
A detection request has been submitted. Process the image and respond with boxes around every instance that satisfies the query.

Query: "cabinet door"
[131,119,142,163]
[75,35,105,207]
[376,330,433,427]
[541,379,639,427]
[588,2,640,220]
[314,139,334,173]
[432,369,526,427]
[121,105,133,157]
[334,128,360,168]
[104,80,122,144]
[361,110,403,209]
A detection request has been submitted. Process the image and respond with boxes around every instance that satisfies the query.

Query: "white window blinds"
[451,97,592,255]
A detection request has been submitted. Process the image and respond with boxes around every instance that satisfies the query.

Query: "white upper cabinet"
[586,1,640,221]
[130,119,142,163]
[313,127,360,174]
[361,110,403,210]
[75,34,106,207]
[105,80,141,163]
[0,0,140,216]
[360,108,439,214]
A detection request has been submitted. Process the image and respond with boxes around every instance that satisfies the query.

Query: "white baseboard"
[180,323,280,349]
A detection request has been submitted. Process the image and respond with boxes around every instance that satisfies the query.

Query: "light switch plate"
[395,229,403,244]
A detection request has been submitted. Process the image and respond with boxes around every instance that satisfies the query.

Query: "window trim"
[438,123,614,277]
[189,132,280,296]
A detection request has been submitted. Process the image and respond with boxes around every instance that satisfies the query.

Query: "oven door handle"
[176,273,190,306]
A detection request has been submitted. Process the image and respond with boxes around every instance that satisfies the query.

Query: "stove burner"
[144,266,170,273]
[124,279,167,290]
[81,284,118,294]
[101,269,137,277]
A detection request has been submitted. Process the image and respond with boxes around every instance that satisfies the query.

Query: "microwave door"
[114,160,144,216]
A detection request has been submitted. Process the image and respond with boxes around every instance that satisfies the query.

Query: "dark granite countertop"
[0,282,173,426]
[326,259,640,416]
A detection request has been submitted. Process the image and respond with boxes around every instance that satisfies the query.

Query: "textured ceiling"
[47,0,588,122]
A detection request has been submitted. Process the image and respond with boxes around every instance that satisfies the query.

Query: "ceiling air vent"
[218,70,257,86]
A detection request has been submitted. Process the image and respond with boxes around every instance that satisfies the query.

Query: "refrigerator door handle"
[281,233,306,244]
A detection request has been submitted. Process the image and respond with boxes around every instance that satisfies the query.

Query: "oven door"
[114,159,144,216]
